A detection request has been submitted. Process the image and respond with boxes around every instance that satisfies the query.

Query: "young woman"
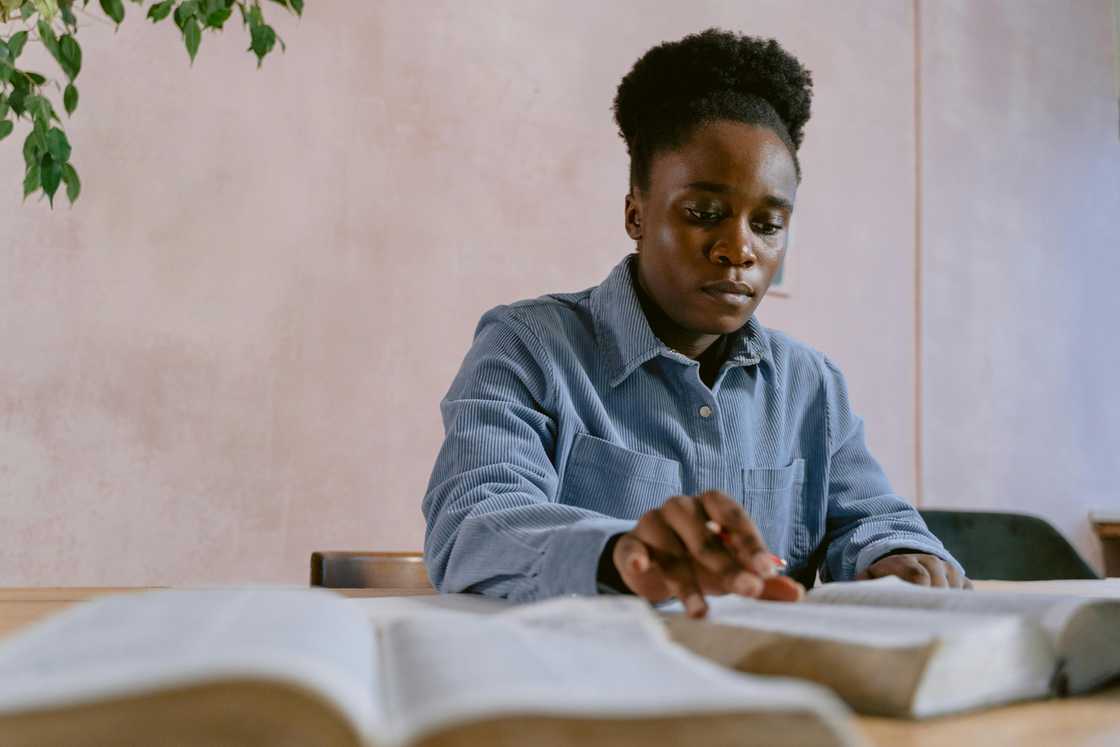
[423,29,967,617]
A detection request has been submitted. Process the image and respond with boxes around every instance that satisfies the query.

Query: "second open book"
[664,576,1120,717]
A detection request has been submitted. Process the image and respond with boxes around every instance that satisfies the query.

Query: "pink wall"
[918,0,1120,572]
[2,1,1110,585]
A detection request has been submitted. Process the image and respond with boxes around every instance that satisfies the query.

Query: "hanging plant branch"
[0,0,303,207]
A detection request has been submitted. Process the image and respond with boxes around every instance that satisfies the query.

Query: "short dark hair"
[613,28,813,192]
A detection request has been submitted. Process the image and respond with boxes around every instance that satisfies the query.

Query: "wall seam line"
[913,0,925,507]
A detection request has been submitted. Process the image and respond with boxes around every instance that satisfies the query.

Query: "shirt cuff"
[538,517,636,598]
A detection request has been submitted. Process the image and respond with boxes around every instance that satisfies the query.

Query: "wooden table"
[2,586,1117,747]
[0,586,437,639]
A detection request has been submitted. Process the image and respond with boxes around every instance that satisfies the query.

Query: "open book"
[0,587,864,747]
[664,577,1120,719]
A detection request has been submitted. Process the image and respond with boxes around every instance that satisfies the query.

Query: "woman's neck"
[630,262,721,360]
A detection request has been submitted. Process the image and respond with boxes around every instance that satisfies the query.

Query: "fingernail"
[753,552,777,577]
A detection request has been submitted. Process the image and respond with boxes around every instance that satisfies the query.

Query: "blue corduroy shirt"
[423,255,961,601]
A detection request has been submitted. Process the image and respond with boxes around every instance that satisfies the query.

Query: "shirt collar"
[590,254,771,388]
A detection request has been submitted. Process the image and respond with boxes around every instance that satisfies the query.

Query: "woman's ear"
[624,191,643,242]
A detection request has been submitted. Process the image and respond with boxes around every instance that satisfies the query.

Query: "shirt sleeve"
[819,355,965,581]
[422,306,635,602]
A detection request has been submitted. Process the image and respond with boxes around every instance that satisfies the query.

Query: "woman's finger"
[614,534,670,601]
[759,575,805,602]
[629,514,708,616]
[920,557,950,588]
[659,495,758,595]
[696,490,774,577]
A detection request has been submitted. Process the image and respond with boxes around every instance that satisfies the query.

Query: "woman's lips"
[701,280,755,306]
[703,288,753,305]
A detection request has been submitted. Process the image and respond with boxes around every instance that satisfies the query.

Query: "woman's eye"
[685,208,723,223]
[752,222,783,236]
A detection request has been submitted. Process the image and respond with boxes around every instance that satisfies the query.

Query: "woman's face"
[626,120,798,345]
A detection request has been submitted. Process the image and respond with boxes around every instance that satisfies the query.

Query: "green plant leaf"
[26,94,54,124]
[0,62,11,85]
[289,0,302,16]
[174,0,199,31]
[41,152,62,204]
[147,0,173,21]
[62,161,79,202]
[63,82,78,114]
[248,22,275,66]
[0,40,9,64]
[8,87,25,115]
[8,30,28,58]
[98,0,124,25]
[59,34,81,79]
[32,0,59,22]
[22,126,42,165]
[0,94,9,118]
[25,71,47,84]
[0,119,13,141]
[37,20,61,62]
[22,161,40,198]
[184,17,200,62]
[45,126,70,162]
[59,0,76,28]
[204,7,230,28]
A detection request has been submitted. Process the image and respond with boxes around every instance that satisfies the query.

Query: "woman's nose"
[709,220,757,266]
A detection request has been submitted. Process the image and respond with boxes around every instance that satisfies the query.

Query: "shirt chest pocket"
[741,458,806,560]
[558,433,682,520]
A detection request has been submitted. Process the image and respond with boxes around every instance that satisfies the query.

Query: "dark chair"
[310,551,434,590]
[919,509,1099,580]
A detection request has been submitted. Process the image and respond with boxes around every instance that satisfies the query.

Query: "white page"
[974,579,1120,598]
[374,596,861,746]
[806,577,1116,642]
[348,592,510,625]
[664,594,1025,647]
[0,588,380,739]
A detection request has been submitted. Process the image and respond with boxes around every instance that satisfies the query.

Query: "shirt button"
[699,405,713,418]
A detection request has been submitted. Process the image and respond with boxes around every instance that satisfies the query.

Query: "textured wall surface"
[6,0,1110,585]
[918,0,1120,572]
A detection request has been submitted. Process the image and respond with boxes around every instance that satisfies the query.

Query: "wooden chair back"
[310,551,433,590]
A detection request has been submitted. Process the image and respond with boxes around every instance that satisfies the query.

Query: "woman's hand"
[857,553,972,589]
[612,490,805,617]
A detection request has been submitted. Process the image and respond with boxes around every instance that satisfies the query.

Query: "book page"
[973,579,1120,597]
[806,577,1120,694]
[806,577,1115,641]
[347,591,511,624]
[374,596,861,747]
[660,595,1052,717]
[666,594,1020,645]
[0,587,380,739]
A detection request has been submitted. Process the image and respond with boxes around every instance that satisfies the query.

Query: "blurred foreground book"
[0,587,861,747]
